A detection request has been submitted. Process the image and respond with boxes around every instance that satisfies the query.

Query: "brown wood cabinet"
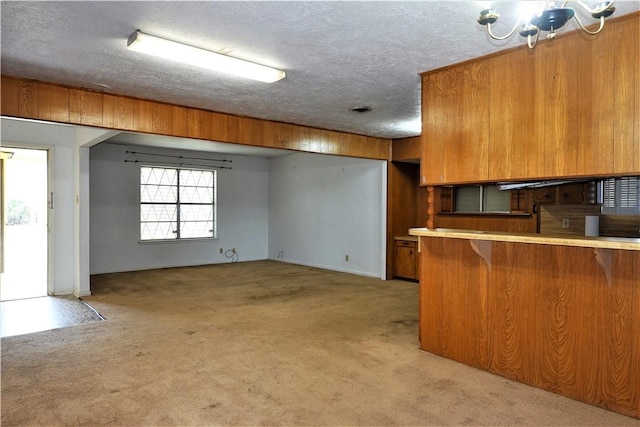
[557,183,585,204]
[420,13,640,185]
[421,60,490,185]
[418,235,640,419]
[533,182,595,206]
[394,237,418,280]
[532,187,556,204]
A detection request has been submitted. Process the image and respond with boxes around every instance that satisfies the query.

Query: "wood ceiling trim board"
[1,75,391,161]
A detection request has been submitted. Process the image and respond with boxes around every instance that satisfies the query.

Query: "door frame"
[0,143,54,297]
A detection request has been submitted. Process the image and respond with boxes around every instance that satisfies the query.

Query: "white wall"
[268,152,386,278]
[1,118,77,296]
[3,118,387,292]
[89,143,269,274]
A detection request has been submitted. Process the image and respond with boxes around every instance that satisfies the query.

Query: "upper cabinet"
[421,61,490,185]
[421,12,639,185]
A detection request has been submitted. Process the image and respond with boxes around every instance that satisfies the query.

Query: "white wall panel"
[268,152,385,278]
[90,143,269,274]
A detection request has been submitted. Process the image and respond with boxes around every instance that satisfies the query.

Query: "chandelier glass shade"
[477,1,616,49]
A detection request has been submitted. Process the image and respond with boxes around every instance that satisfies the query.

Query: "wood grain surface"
[421,12,640,184]
[1,76,390,160]
[418,236,640,418]
[421,60,489,184]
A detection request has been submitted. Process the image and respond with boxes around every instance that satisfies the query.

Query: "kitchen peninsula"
[409,228,639,418]
[414,10,639,418]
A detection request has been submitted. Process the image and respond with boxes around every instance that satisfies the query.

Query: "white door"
[0,147,49,301]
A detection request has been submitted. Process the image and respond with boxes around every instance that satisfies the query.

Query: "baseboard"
[268,257,381,279]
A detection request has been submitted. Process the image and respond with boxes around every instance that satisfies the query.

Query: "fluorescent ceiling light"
[127,30,285,83]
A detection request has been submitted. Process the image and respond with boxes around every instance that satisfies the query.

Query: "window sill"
[139,237,218,244]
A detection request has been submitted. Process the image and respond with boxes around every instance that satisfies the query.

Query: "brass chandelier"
[477,1,616,49]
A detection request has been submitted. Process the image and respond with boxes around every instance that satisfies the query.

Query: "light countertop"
[408,228,640,251]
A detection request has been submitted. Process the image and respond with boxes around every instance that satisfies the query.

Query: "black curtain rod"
[124,160,232,170]
[126,150,231,163]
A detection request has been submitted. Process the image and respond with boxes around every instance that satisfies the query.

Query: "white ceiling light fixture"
[127,30,286,83]
[477,1,616,49]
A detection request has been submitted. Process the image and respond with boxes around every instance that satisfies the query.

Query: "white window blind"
[601,177,640,215]
[619,177,639,209]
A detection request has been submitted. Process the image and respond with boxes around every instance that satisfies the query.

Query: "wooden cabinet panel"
[613,12,640,174]
[419,238,640,418]
[421,61,489,185]
[421,13,639,184]
[488,48,538,181]
[420,237,489,369]
[536,37,579,177]
[421,72,447,185]
[575,14,615,176]
[394,241,417,280]
[487,242,543,385]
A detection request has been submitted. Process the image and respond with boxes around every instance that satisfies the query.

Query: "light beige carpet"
[1,260,638,426]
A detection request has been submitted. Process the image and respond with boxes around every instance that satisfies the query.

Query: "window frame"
[453,184,511,214]
[139,165,217,242]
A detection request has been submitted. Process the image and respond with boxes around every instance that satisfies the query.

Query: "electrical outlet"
[562,218,570,228]
[345,255,349,262]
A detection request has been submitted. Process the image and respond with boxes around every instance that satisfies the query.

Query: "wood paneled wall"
[0,76,391,160]
[420,12,640,185]
[420,237,640,418]
[435,214,537,233]
[601,215,640,238]
[387,161,428,278]
[391,136,420,162]
[539,204,602,235]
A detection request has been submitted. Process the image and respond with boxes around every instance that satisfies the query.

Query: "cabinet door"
[421,61,490,185]
[395,243,416,279]
[488,48,538,181]
[612,12,640,174]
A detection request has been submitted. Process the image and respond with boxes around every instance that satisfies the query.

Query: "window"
[601,176,640,215]
[140,166,216,240]
[454,184,510,213]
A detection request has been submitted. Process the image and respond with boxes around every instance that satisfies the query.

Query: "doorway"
[1,147,49,301]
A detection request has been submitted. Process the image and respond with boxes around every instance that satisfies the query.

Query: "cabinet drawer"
[532,188,555,204]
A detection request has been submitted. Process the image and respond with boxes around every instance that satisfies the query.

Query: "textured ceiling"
[1,1,638,140]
